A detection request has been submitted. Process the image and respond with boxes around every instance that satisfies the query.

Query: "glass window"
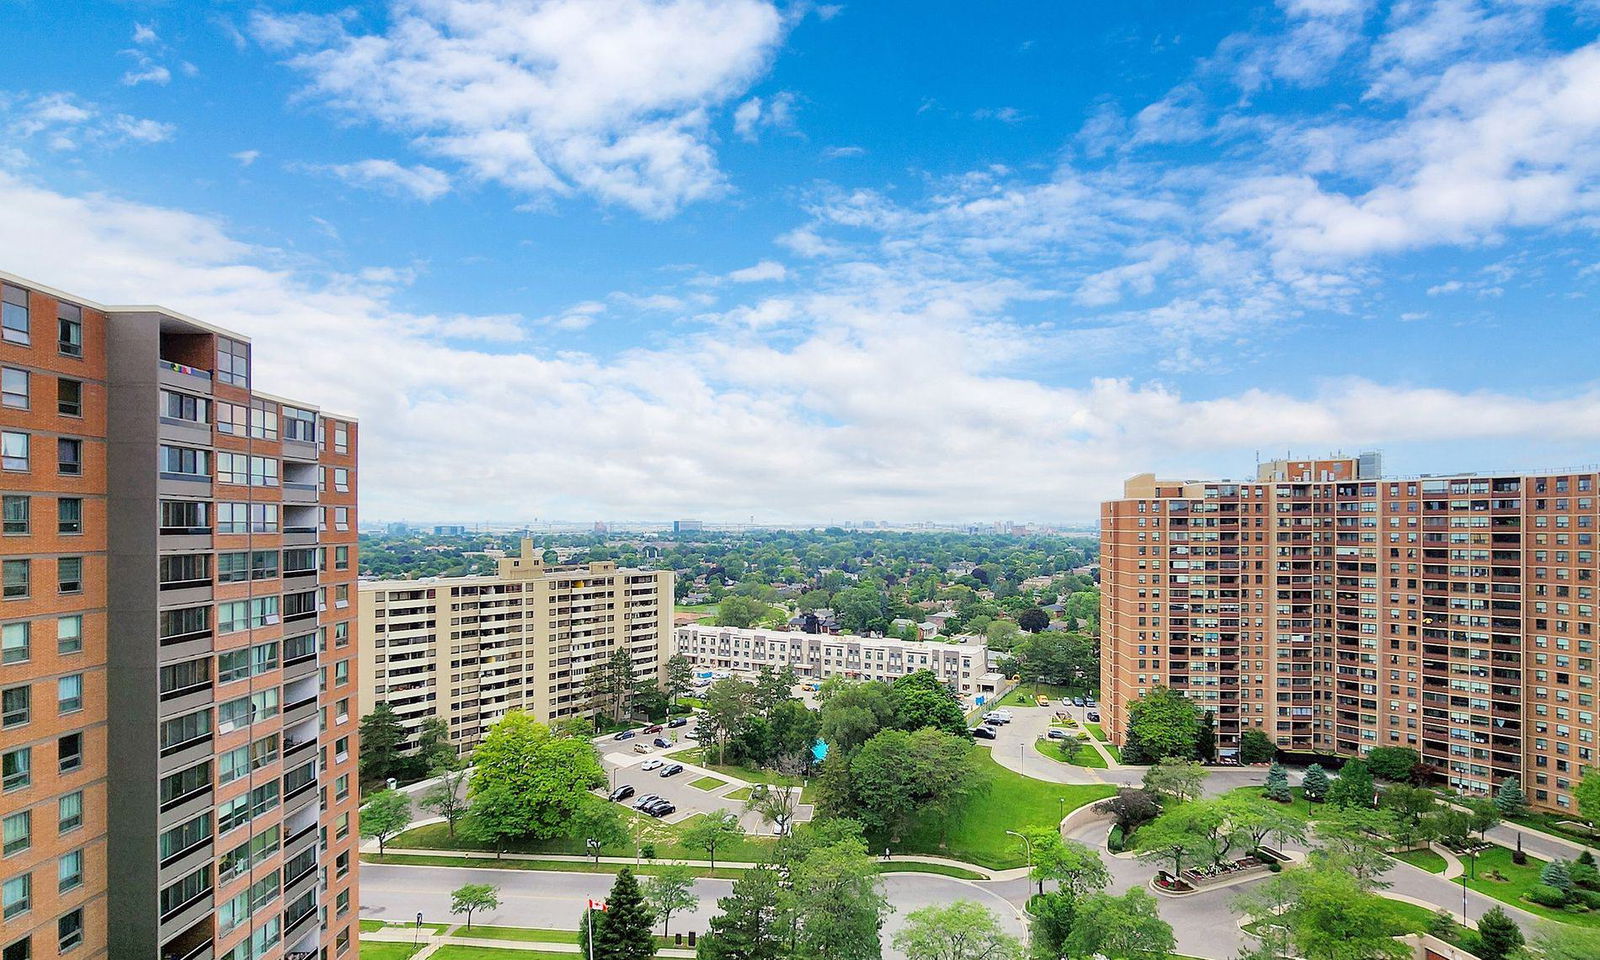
[1,873,30,920]
[57,850,82,892]
[1,936,27,960]
[160,389,207,423]
[249,402,277,440]
[1,811,28,856]
[0,368,26,409]
[217,695,252,732]
[158,607,209,643]
[217,552,248,583]
[216,338,249,388]
[333,421,349,453]
[57,733,82,773]
[159,445,209,478]
[57,675,82,714]
[217,601,248,635]
[57,301,81,356]
[216,503,247,535]
[56,379,81,417]
[3,559,29,598]
[56,499,81,535]
[249,456,278,486]
[159,709,210,754]
[1,685,29,728]
[158,866,210,920]
[1,432,28,471]
[216,452,247,485]
[284,406,316,441]
[56,438,81,476]
[159,500,208,534]
[1,747,30,791]
[252,641,279,674]
[57,908,82,952]
[1,284,28,345]
[57,792,82,833]
[2,623,28,662]
[218,745,248,785]
[57,557,81,594]
[158,553,208,588]
[2,496,27,534]
[217,649,249,684]
[56,616,81,655]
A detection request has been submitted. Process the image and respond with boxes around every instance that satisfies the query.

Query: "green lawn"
[690,775,728,791]
[1461,844,1600,927]
[664,747,804,788]
[1084,722,1107,740]
[387,813,778,864]
[893,748,1114,869]
[456,926,579,944]
[432,947,575,960]
[361,920,450,935]
[876,860,986,880]
[1105,743,1123,762]
[1392,847,1449,874]
[725,786,752,801]
[1034,738,1108,768]
[359,943,424,960]
[674,603,720,614]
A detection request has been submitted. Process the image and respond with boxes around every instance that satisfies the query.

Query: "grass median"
[363,850,986,881]
[1033,738,1108,768]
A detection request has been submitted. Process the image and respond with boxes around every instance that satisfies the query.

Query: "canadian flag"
[587,899,609,912]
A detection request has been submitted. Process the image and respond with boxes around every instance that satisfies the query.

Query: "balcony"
[158,359,213,393]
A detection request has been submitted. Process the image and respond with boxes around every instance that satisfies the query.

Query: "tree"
[682,810,744,873]
[1302,763,1331,803]
[359,702,406,784]
[1327,759,1375,808]
[1125,687,1201,761]
[643,864,699,939]
[1241,868,1408,960]
[594,868,655,960]
[1028,891,1076,960]
[416,717,458,775]
[1024,830,1109,898]
[717,594,778,629]
[789,837,890,960]
[844,728,987,843]
[1264,761,1292,803]
[1141,757,1205,803]
[465,711,607,852]
[1135,812,1209,877]
[1577,767,1600,825]
[450,882,500,931]
[818,680,896,755]
[1474,906,1524,960]
[1312,806,1398,889]
[1062,888,1175,960]
[1241,729,1276,765]
[892,901,1023,960]
[701,677,757,765]
[1095,788,1162,834]
[572,794,632,853]
[664,654,695,708]
[984,620,1022,652]
[1365,747,1420,783]
[1467,797,1502,839]
[1420,808,1473,850]
[891,671,970,737]
[1018,607,1050,633]
[1495,776,1528,817]
[1195,711,1217,762]
[420,767,471,839]
[698,867,787,960]
[1223,794,1308,852]
[745,783,798,832]
[586,646,639,723]
[1541,857,1573,892]
[359,788,412,858]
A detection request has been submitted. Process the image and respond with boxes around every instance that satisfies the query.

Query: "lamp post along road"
[1006,829,1038,895]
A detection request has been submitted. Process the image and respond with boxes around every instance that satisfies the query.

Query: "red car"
[643,724,664,734]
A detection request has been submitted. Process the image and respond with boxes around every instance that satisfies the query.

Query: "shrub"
[1266,859,1282,873]
[1512,847,1528,866]
[639,843,656,860]
[1367,747,1420,783]
[1543,858,1575,892]
[1527,882,1571,908]
[1426,910,1458,941]
[1107,825,1126,853]
[1572,857,1600,891]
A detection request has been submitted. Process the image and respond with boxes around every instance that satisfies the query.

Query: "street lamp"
[1006,829,1038,895]
[1057,797,1066,823]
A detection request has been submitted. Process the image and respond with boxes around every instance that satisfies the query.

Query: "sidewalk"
[362,924,696,958]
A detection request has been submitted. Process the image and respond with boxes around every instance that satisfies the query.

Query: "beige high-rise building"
[1101,454,1600,813]
[358,540,673,752]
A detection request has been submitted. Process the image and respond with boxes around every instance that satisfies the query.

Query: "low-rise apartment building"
[673,625,989,694]
[358,540,673,752]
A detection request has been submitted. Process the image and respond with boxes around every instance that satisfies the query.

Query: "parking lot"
[592,715,813,834]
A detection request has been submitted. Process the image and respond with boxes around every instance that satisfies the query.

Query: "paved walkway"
[363,924,697,958]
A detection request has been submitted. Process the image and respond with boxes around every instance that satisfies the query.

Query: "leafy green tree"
[1327,759,1375,808]
[1312,806,1399,889]
[701,677,757,765]
[572,794,632,854]
[716,594,778,629]
[745,783,799,832]
[892,901,1023,960]
[1017,607,1049,633]
[1024,830,1109,897]
[698,866,788,960]
[464,711,607,852]
[420,767,471,839]
[834,586,891,635]
[1474,906,1524,960]
[1125,687,1201,761]
[1094,788,1162,834]
[1222,794,1308,852]
[416,717,458,775]
[1135,812,1209,877]
[984,620,1022,652]
[789,837,890,960]
[1241,729,1276,765]
[585,646,639,723]
[682,810,743,872]
[359,788,412,858]
[1141,757,1205,803]
[1365,747,1420,783]
[1242,868,1408,960]
[1027,891,1076,960]
[891,670,970,737]
[1062,888,1175,960]
[1495,776,1528,817]
[1264,761,1292,803]
[1420,807,1473,849]
[818,680,896,754]
[664,653,695,708]
[1302,763,1331,803]
[359,702,406,784]
[643,863,699,938]
[450,882,500,931]
[593,868,655,960]
[844,728,987,843]
[1467,797,1502,839]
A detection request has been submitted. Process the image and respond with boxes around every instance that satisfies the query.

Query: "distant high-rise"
[1101,454,1597,812]
[672,520,703,533]
[0,270,360,960]
[432,524,466,536]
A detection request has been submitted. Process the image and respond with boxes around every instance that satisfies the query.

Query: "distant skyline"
[2,1,1599,521]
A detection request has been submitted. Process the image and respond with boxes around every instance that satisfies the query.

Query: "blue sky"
[1,0,1598,522]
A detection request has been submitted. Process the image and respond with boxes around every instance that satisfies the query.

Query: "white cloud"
[0,92,174,155]
[121,64,171,87]
[133,23,159,45]
[732,90,798,141]
[232,150,261,166]
[315,159,452,201]
[823,145,865,158]
[727,260,788,283]
[252,0,786,218]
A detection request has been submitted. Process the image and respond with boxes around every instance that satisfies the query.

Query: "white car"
[639,758,664,771]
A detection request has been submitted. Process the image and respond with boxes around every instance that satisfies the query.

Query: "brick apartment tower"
[1101,453,1599,813]
[0,271,360,960]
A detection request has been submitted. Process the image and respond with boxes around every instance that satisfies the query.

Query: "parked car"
[613,730,636,741]
[991,710,1013,722]
[640,758,664,771]
[643,724,663,734]
[659,763,685,778]
[667,717,689,728]
[609,784,635,802]
[1086,711,1100,722]
[971,725,998,740]
[1071,697,1086,707]
[631,794,661,809]
[643,800,676,817]
[632,743,651,754]
[653,737,672,748]
[1046,729,1069,740]
[1085,698,1098,708]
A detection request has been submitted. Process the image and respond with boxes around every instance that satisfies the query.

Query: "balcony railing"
[159,359,211,381]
